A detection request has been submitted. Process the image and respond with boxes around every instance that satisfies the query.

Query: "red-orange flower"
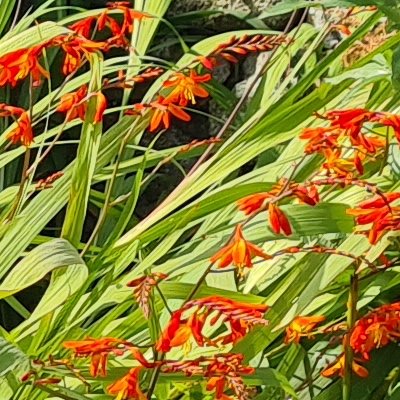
[57,85,88,121]
[210,224,271,272]
[63,337,149,377]
[237,193,271,215]
[325,109,375,137]
[57,86,107,123]
[321,149,358,178]
[126,96,191,132]
[321,354,369,378]
[285,315,325,344]
[350,302,400,359]
[161,354,255,400]
[64,337,126,377]
[107,367,146,400]
[70,14,122,39]
[163,70,211,106]
[324,109,384,153]
[300,126,340,154]
[0,104,33,146]
[0,44,49,87]
[51,35,106,75]
[8,112,33,147]
[93,91,107,123]
[268,203,292,235]
[156,296,268,352]
[105,2,151,35]
[347,193,400,243]
[373,112,400,143]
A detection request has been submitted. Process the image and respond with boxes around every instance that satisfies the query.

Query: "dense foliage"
[0,1,400,399]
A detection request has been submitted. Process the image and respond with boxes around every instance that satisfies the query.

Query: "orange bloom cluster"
[126,69,211,132]
[63,337,151,377]
[162,70,211,106]
[56,84,107,123]
[161,354,255,400]
[210,224,271,273]
[51,35,107,76]
[284,315,325,344]
[237,179,319,236]
[350,302,400,360]
[127,272,168,318]
[126,95,191,132]
[0,44,49,87]
[347,192,400,244]
[300,108,400,178]
[156,296,268,352]
[320,302,400,379]
[69,2,150,51]
[0,104,33,146]
[0,2,150,91]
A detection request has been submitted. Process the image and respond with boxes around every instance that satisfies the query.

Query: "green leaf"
[61,53,103,247]
[0,238,86,300]
[0,337,29,377]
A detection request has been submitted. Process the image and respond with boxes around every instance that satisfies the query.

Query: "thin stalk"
[154,285,172,315]
[379,127,390,175]
[81,134,129,257]
[7,73,35,221]
[343,272,358,400]
[6,147,30,221]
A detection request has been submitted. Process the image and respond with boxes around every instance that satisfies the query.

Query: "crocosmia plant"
[0,1,400,400]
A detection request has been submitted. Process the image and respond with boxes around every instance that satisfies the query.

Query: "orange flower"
[93,91,107,123]
[210,224,271,272]
[126,96,191,132]
[57,85,88,121]
[350,302,400,359]
[321,149,357,177]
[0,104,33,147]
[57,86,107,123]
[321,354,369,378]
[268,203,292,235]
[63,337,150,377]
[156,311,208,353]
[237,193,271,215]
[0,45,49,87]
[347,193,400,243]
[300,126,340,154]
[161,354,254,400]
[69,17,98,38]
[70,14,122,39]
[105,2,151,34]
[204,354,254,400]
[163,70,211,106]
[51,35,106,75]
[324,109,382,153]
[325,109,375,138]
[285,315,325,344]
[156,296,268,352]
[107,367,146,400]
[347,193,400,224]
[373,112,400,143]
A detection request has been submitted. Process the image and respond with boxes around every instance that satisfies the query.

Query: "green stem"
[80,134,129,257]
[343,272,358,400]
[7,147,31,221]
